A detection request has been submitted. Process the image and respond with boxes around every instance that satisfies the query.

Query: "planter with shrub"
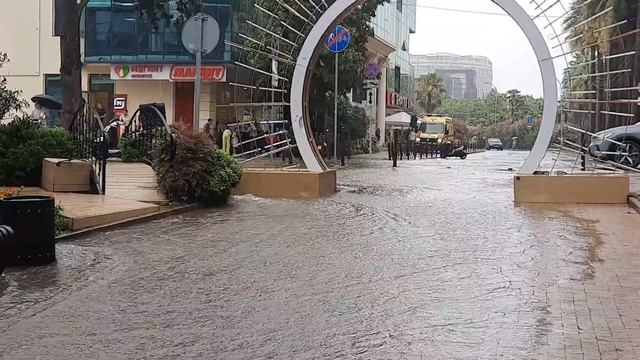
[152,126,242,204]
[0,118,74,186]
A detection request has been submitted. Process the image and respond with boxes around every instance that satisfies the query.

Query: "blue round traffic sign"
[323,25,350,53]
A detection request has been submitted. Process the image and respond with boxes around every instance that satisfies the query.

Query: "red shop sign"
[170,65,226,82]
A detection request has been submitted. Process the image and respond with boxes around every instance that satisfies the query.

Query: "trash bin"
[0,225,14,274]
[0,196,56,266]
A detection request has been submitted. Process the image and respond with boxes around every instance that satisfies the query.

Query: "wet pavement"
[1,151,640,359]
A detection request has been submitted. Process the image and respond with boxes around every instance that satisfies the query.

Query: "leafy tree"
[0,53,27,119]
[241,0,389,135]
[506,89,526,122]
[416,73,447,114]
[337,96,369,139]
[57,0,201,129]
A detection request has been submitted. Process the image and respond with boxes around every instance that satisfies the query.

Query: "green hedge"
[0,118,74,186]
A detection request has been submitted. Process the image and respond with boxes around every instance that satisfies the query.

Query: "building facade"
[352,0,416,144]
[0,0,252,130]
[410,53,494,100]
[372,0,417,115]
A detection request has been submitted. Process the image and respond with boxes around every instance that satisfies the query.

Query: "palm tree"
[416,73,447,114]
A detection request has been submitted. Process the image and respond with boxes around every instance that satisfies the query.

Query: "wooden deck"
[16,162,170,231]
[23,188,161,231]
[105,161,168,205]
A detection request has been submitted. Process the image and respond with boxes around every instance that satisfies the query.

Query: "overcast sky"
[409,0,568,97]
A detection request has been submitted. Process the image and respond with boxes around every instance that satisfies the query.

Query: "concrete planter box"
[41,158,91,193]
[233,169,337,200]
[514,174,630,204]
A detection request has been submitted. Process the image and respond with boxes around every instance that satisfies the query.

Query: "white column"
[377,67,387,145]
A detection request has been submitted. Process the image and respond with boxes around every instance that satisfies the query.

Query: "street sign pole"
[182,13,220,135]
[323,25,350,164]
[193,15,204,135]
[334,52,338,162]
[369,105,373,159]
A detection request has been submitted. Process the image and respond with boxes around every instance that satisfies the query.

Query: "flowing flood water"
[0,151,627,359]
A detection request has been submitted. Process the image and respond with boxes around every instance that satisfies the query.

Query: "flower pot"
[0,196,56,266]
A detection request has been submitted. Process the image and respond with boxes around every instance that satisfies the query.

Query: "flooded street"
[1,151,640,359]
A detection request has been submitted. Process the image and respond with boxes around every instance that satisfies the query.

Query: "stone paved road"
[0,151,639,359]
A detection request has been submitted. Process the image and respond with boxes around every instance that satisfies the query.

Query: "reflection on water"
[0,151,603,359]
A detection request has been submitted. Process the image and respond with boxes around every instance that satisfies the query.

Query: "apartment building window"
[396,0,403,12]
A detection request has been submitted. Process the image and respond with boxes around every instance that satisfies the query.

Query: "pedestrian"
[31,102,46,125]
[232,129,239,155]
[409,128,417,159]
[204,118,213,140]
[96,103,107,124]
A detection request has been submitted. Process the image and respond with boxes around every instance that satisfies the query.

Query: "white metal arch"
[290,0,558,174]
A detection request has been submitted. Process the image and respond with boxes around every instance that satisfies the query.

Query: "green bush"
[0,118,74,186]
[119,135,144,162]
[152,126,243,204]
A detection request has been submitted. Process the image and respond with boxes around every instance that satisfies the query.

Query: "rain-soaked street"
[1,151,640,359]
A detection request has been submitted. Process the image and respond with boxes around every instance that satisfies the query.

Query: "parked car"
[589,123,640,168]
[486,138,504,151]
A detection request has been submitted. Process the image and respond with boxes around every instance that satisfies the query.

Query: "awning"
[385,112,412,127]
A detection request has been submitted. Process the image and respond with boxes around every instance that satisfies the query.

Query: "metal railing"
[123,104,176,164]
[66,101,109,194]
[227,121,298,166]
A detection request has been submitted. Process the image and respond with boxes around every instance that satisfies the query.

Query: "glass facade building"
[371,0,416,111]
[83,0,243,64]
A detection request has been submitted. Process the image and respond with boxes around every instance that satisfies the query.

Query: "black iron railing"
[67,101,109,194]
[123,104,176,164]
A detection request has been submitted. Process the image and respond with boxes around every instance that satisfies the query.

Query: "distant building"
[410,53,493,100]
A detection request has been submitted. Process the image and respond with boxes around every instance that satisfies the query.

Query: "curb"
[629,194,640,215]
[56,203,203,242]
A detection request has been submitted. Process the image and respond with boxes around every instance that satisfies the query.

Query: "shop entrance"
[174,82,194,132]
[89,74,115,124]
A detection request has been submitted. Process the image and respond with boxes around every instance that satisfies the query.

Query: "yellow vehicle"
[417,115,455,144]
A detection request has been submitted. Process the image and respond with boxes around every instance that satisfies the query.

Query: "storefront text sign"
[110,65,170,80]
[387,91,412,110]
[170,65,226,82]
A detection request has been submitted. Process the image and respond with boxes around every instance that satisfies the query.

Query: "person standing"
[408,128,417,159]
[31,102,46,125]
[96,103,107,124]
[204,118,214,141]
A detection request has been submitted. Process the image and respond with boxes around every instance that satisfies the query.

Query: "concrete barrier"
[514,174,630,204]
[233,169,337,200]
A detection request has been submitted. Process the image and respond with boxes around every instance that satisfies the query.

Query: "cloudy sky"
[409,0,570,97]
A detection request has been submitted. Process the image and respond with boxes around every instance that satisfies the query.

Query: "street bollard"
[580,132,586,171]
[392,131,399,168]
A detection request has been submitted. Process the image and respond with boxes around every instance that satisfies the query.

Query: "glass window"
[84,1,233,63]
[44,75,63,126]
[44,74,62,99]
